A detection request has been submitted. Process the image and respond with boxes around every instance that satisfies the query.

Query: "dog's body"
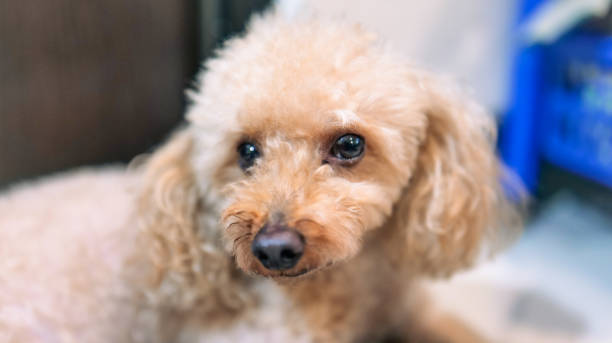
[0,167,306,343]
[0,168,480,343]
[0,12,520,343]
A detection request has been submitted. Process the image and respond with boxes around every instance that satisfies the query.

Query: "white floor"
[428,190,612,343]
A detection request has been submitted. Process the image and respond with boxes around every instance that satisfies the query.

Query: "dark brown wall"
[0,1,198,187]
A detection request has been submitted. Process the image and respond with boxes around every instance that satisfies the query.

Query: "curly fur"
[0,10,521,343]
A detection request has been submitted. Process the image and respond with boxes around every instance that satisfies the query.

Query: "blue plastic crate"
[500,0,612,190]
[540,35,612,188]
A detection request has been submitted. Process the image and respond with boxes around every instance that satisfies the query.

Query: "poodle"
[0,11,521,343]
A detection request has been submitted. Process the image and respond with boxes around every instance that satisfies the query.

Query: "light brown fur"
[0,11,521,343]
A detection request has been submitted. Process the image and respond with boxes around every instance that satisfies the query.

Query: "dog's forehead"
[189,18,427,145]
[235,87,366,139]
[230,62,403,140]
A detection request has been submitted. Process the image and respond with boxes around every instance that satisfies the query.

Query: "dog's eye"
[330,134,365,161]
[237,142,260,170]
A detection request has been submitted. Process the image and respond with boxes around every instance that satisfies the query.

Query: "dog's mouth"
[250,266,319,279]
[282,269,310,277]
[267,268,311,278]
[249,259,337,279]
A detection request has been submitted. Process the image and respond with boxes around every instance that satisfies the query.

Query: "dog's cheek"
[235,248,260,274]
[337,183,399,233]
[295,218,363,266]
[224,224,262,274]
[221,202,269,271]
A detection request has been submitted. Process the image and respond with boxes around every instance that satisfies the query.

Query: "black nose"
[251,225,304,270]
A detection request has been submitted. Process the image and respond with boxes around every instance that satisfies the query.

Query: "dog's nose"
[251,225,304,270]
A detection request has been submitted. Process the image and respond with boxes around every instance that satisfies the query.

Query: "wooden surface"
[0,0,198,186]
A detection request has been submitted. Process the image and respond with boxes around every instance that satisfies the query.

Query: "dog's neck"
[274,223,415,342]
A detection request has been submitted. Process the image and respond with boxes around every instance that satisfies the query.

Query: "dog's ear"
[394,74,521,277]
[137,128,250,313]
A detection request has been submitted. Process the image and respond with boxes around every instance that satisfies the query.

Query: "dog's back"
[0,168,155,343]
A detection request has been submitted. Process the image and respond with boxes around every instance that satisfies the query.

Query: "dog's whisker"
[231,233,253,252]
[233,233,252,244]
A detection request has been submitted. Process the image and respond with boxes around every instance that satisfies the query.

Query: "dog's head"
[141,15,520,289]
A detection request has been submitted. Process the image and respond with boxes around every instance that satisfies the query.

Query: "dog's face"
[185,21,429,278]
[218,98,425,277]
[173,18,513,280]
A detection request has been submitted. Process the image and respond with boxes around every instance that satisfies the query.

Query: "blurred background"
[1,0,610,342]
[0,0,268,186]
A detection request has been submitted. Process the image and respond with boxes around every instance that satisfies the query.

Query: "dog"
[0,11,521,343]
